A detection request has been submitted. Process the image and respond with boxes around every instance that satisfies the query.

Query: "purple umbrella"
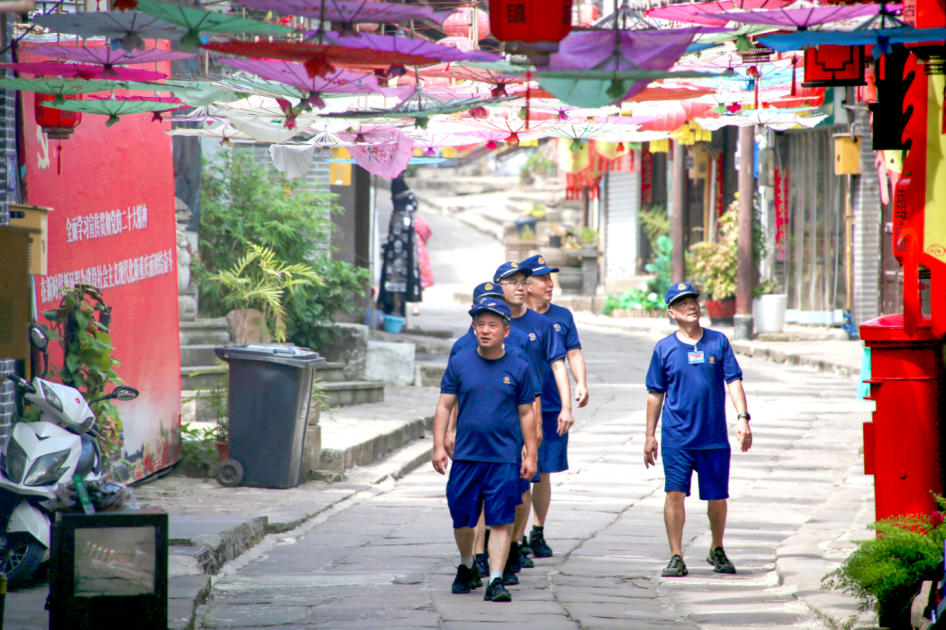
[714,3,902,28]
[646,0,793,26]
[236,0,452,28]
[26,45,195,67]
[218,58,380,108]
[1,61,166,82]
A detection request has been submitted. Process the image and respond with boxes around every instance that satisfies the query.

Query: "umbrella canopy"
[26,45,195,66]
[236,0,451,27]
[715,3,900,28]
[453,117,567,143]
[0,77,128,101]
[122,79,243,106]
[1,61,166,82]
[420,61,528,87]
[323,84,492,122]
[759,25,946,54]
[133,0,295,50]
[339,127,415,178]
[594,0,660,31]
[219,59,381,107]
[46,94,186,126]
[166,125,255,145]
[166,104,228,123]
[646,0,793,26]
[214,73,309,102]
[695,110,826,130]
[33,11,186,51]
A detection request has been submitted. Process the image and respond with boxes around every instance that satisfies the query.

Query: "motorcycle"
[0,324,138,588]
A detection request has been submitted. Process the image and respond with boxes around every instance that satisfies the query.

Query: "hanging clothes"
[377,177,423,315]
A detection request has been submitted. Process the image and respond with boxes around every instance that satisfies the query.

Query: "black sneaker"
[469,561,483,589]
[661,554,688,577]
[529,528,553,558]
[521,536,533,556]
[519,548,534,569]
[484,578,512,602]
[474,554,489,582]
[502,570,519,586]
[452,564,474,593]
[706,547,736,574]
[506,543,522,574]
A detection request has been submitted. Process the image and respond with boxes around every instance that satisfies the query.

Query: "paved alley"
[192,322,875,630]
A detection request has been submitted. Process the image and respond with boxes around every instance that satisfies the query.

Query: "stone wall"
[312,323,368,380]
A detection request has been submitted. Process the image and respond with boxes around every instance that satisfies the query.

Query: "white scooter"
[0,325,138,588]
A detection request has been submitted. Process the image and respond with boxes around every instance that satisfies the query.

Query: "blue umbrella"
[760,26,946,57]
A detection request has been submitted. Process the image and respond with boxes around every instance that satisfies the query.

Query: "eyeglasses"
[499,280,530,288]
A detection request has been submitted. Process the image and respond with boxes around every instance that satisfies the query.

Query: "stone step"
[181,365,228,391]
[415,360,447,387]
[318,416,426,474]
[315,362,346,383]
[181,344,219,368]
[320,381,385,408]
[180,318,230,346]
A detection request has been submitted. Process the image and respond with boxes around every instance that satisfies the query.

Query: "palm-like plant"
[209,243,321,343]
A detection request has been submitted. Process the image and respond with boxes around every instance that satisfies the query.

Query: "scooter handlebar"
[6,373,32,391]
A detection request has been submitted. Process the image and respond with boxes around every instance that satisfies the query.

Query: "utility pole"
[671,140,686,283]
[734,125,755,340]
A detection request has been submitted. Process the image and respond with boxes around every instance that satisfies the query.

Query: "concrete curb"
[318,416,429,472]
[729,341,862,381]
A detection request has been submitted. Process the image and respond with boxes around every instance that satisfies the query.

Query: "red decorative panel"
[802,45,866,87]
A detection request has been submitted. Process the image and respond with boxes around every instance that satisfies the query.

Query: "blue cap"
[520,254,559,275]
[493,261,533,283]
[473,281,506,301]
[665,281,701,306]
[469,297,511,321]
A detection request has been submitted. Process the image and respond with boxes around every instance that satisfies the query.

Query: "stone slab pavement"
[186,324,879,630]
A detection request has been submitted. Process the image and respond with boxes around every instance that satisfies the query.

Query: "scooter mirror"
[112,386,139,401]
[29,324,49,352]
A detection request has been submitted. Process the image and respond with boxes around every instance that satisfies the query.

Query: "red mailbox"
[860,313,946,521]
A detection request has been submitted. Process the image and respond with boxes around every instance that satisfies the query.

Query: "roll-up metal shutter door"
[605,170,640,278]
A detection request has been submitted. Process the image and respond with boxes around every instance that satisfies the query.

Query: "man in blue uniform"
[644,282,753,578]
[432,299,538,602]
[520,254,589,558]
[446,281,543,580]
[494,261,572,559]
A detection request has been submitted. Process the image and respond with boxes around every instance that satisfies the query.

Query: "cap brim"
[667,291,700,306]
[474,291,506,301]
[529,266,559,275]
[469,306,510,320]
[495,267,533,281]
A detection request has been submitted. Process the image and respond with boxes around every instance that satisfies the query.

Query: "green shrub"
[196,150,370,348]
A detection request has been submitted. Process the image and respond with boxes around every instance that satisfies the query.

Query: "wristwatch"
[737,413,751,421]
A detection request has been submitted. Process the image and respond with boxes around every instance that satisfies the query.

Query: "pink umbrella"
[713,3,901,28]
[1,62,165,82]
[453,117,567,144]
[236,0,452,30]
[646,0,793,26]
[26,44,194,67]
[338,127,414,178]
[219,58,380,108]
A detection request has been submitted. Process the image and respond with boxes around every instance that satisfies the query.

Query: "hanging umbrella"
[46,94,186,127]
[759,23,946,55]
[535,28,713,107]
[541,116,657,149]
[594,0,659,31]
[26,45,195,67]
[133,0,295,50]
[453,117,567,144]
[202,32,499,79]
[224,112,321,142]
[214,73,308,102]
[694,110,826,130]
[0,77,128,102]
[714,3,900,28]
[166,104,228,123]
[322,83,493,124]
[235,0,452,32]
[218,59,381,108]
[121,79,243,106]
[420,61,528,94]
[1,62,166,82]
[33,12,186,51]
[166,125,255,145]
[646,0,793,27]
[338,127,414,178]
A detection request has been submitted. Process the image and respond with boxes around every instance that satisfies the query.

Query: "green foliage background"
[196,150,370,348]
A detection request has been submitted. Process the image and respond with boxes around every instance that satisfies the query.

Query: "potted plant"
[690,208,738,326]
[547,222,565,249]
[823,496,946,629]
[752,280,787,334]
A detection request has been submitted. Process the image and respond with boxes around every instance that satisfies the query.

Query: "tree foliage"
[196,149,370,348]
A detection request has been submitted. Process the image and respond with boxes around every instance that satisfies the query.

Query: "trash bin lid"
[214,344,327,368]
[859,313,941,343]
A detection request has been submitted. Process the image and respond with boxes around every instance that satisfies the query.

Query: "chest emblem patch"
[554,324,561,332]
[504,376,511,384]
[709,356,716,364]
[529,333,536,341]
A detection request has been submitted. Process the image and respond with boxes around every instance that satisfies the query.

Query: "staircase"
[317,362,384,407]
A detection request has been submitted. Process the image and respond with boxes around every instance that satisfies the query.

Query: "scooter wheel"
[215,459,244,487]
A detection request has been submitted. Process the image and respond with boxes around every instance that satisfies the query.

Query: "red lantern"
[35,93,82,140]
[443,7,491,40]
[489,0,573,53]
[802,45,866,87]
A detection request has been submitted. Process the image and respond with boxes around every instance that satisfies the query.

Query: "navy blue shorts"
[662,447,731,500]
[518,476,531,495]
[447,460,521,529]
[537,410,569,475]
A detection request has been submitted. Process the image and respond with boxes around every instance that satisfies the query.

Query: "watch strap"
[737,413,751,421]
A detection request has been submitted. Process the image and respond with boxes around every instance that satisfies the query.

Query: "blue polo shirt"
[452,326,542,397]
[441,348,535,463]
[511,308,567,412]
[645,328,743,449]
[542,303,581,352]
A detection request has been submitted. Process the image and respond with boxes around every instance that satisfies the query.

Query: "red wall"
[20,43,181,480]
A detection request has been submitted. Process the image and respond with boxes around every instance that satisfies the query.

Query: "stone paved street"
[192,323,876,630]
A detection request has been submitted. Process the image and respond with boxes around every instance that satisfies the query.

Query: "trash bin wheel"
[216,459,244,487]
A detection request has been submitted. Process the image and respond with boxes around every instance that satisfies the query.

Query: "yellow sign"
[330,147,352,186]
